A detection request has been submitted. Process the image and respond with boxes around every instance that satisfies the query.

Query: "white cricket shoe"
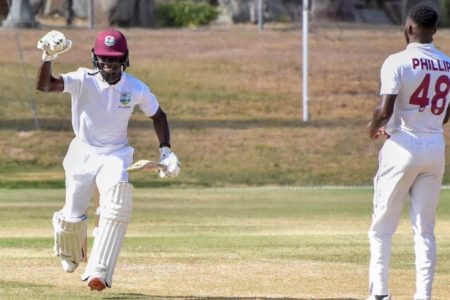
[60,257,78,273]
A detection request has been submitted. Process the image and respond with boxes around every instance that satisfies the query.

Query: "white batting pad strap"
[52,211,87,264]
[82,182,133,287]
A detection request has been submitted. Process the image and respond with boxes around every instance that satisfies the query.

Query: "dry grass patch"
[3,25,450,186]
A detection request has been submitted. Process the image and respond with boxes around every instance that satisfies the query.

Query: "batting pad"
[82,182,133,288]
[52,211,87,264]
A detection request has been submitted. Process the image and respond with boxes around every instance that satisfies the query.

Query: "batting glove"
[158,146,181,178]
[37,31,72,62]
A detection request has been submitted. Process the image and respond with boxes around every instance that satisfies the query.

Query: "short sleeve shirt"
[381,43,450,134]
[62,68,159,150]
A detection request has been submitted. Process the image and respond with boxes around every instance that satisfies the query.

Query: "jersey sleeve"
[380,55,401,95]
[138,85,160,117]
[61,68,85,95]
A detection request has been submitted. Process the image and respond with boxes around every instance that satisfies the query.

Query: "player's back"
[382,43,450,135]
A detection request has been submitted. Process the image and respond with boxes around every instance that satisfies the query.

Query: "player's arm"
[443,103,450,124]
[150,107,180,178]
[367,94,396,139]
[36,31,72,93]
[150,107,171,147]
[36,61,64,92]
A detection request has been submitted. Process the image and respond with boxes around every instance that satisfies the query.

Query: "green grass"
[1,187,450,299]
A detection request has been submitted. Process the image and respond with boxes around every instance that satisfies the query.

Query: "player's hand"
[158,147,180,178]
[37,31,72,62]
[369,125,390,140]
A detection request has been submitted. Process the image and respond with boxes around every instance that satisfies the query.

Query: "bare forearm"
[36,61,52,91]
[368,106,388,136]
[368,94,396,139]
[36,61,64,92]
[444,105,450,124]
[152,108,171,147]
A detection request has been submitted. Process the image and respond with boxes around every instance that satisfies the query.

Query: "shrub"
[440,0,450,27]
[156,1,219,28]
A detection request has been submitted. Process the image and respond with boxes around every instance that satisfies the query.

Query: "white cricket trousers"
[61,138,134,219]
[368,131,445,300]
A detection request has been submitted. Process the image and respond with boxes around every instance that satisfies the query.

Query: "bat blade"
[127,160,167,173]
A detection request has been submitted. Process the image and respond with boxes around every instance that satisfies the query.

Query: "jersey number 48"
[410,73,450,115]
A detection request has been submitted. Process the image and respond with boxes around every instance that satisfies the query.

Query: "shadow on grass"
[2,118,366,131]
[0,281,360,300]
[105,296,359,300]
[0,280,53,289]
[0,179,188,189]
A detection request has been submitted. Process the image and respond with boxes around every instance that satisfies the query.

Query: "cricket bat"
[127,159,167,173]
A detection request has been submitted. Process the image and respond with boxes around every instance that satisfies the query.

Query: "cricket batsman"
[36,28,180,291]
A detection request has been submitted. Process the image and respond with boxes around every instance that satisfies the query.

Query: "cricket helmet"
[92,28,129,68]
[91,28,129,84]
[93,28,128,58]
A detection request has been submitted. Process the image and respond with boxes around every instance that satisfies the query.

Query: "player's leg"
[60,138,98,219]
[409,149,445,300]
[52,212,88,272]
[368,139,418,297]
[82,187,100,263]
[82,182,133,290]
[54,178,95,272]
[54,138,97,272]
[409,174,441,300]
[368,173,413,296]
[82,147,134,290]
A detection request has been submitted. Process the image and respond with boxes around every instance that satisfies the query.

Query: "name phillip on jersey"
[412,58,450,72]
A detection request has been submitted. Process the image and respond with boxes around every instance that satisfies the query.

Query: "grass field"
[3,20,450,300]
[2,187,450,299]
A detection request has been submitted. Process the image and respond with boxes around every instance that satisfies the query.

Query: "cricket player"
[36,28,180,291]
[367,5,450,300]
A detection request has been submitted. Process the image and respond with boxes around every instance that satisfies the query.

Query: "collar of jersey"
[407,42,434,50]
[95,71,127,91]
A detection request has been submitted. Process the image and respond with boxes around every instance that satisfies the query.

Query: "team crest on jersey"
[104,36,115,47]
[119,92,132,108]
